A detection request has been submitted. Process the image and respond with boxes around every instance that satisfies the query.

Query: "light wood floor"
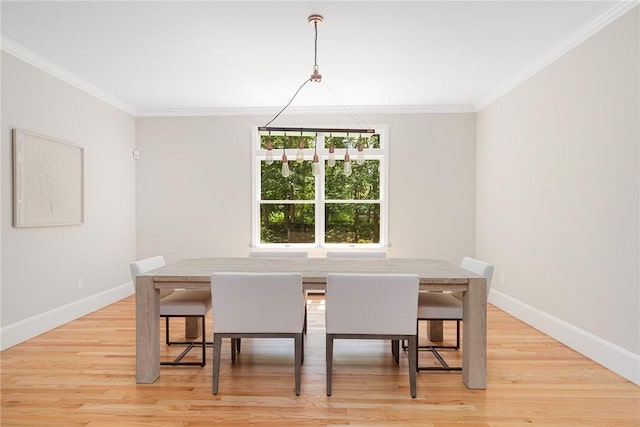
[1,294,638,426]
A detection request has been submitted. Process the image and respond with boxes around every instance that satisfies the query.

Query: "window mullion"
[316,135,325,247]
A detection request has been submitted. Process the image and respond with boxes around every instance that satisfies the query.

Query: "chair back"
[325,273,418,335]
[130,256,170,298]
[130,255,166,279]
[211,272,304,333]
[326,252,386,258]
[249,252,308,257]
[460,257,495,293]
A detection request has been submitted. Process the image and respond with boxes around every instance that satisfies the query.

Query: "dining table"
[135,256,488,389]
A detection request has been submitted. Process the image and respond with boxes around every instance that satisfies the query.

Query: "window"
[252,127,388,248]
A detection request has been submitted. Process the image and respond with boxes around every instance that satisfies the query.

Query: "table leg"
[136,276,160,383]
[185,318,202,339]
[427,320,444,342]
[462,276,487,389]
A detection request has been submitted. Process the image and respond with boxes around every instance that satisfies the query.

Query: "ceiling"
[1,1,632,116]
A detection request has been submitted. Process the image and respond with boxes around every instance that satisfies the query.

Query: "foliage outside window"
[252,128,387,247]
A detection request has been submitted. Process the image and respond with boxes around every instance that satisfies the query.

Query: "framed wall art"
[12,129,84,227]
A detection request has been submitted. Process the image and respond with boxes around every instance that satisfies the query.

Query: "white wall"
[1,52,137,348]
[135,113,476,263]
[477,7,639,383]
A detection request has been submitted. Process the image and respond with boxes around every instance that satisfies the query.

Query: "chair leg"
[231,338,237,363]
[165,317,170,345]
[212,335,222,395]
[415,319,420,372]
[408,335,417,398]
[416,318,463,372]
[402,319,420,351]
[160,315,209,366]
[326,334,333,396]
[201,315,206,367]
[303,305,308,334]
[236,338,241,353]
[392,340,400,364]
[294,333,302,396]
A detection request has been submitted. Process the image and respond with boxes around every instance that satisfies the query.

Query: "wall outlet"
[77,277,84,291]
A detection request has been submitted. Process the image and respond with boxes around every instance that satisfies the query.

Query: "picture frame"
[12,129,84,227]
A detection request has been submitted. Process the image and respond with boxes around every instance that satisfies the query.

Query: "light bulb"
[265,141,274,165]
[281,153,290,177]
[344,152,352,176]
[356,143,365,165]
[328,144,336,167]
[296,140,304,163]
[312,153,320,176]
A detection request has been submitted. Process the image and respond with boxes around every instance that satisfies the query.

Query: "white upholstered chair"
[325,273,419,398]
[249,251,308,257]
[326,251,386,258]
[326,251,391,349]
[416,256,494,371]
[130,256,212,367]
[249,251,310,336]
[210,272,305,395]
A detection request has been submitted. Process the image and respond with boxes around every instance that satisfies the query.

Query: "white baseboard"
[489,289,640,386]
[0,281,134,351]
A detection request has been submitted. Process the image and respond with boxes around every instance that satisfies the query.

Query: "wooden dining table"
[135,257,488,389]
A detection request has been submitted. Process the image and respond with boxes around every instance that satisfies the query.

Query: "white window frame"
[251,125,388,249]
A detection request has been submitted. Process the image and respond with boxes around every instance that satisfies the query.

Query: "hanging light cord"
[263,15,321,128]
[313,20,319,70]
[263,77,311,128]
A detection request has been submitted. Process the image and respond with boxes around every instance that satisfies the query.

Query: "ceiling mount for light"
[307,14,324,26]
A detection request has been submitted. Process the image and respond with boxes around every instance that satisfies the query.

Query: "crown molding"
[1,36,136,116]
[475,1,639,111]
[135,104,476,117]
[0,37,470,118]
[4,1,636,118]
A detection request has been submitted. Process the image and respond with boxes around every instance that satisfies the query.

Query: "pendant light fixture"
[281,143,290,177]
[356,135,365,165]
[343,134,352,177]
[296,132,305,163]
[328,133,336,167]
[265,131,274,165]
[258,14,376,177]
[312,133,320,176]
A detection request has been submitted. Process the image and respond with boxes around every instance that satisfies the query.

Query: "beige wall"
[135,113,476,263]
[1,52,136,330]
[477,5,639,362]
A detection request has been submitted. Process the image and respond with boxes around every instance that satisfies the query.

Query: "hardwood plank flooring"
[1,295,638,426]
